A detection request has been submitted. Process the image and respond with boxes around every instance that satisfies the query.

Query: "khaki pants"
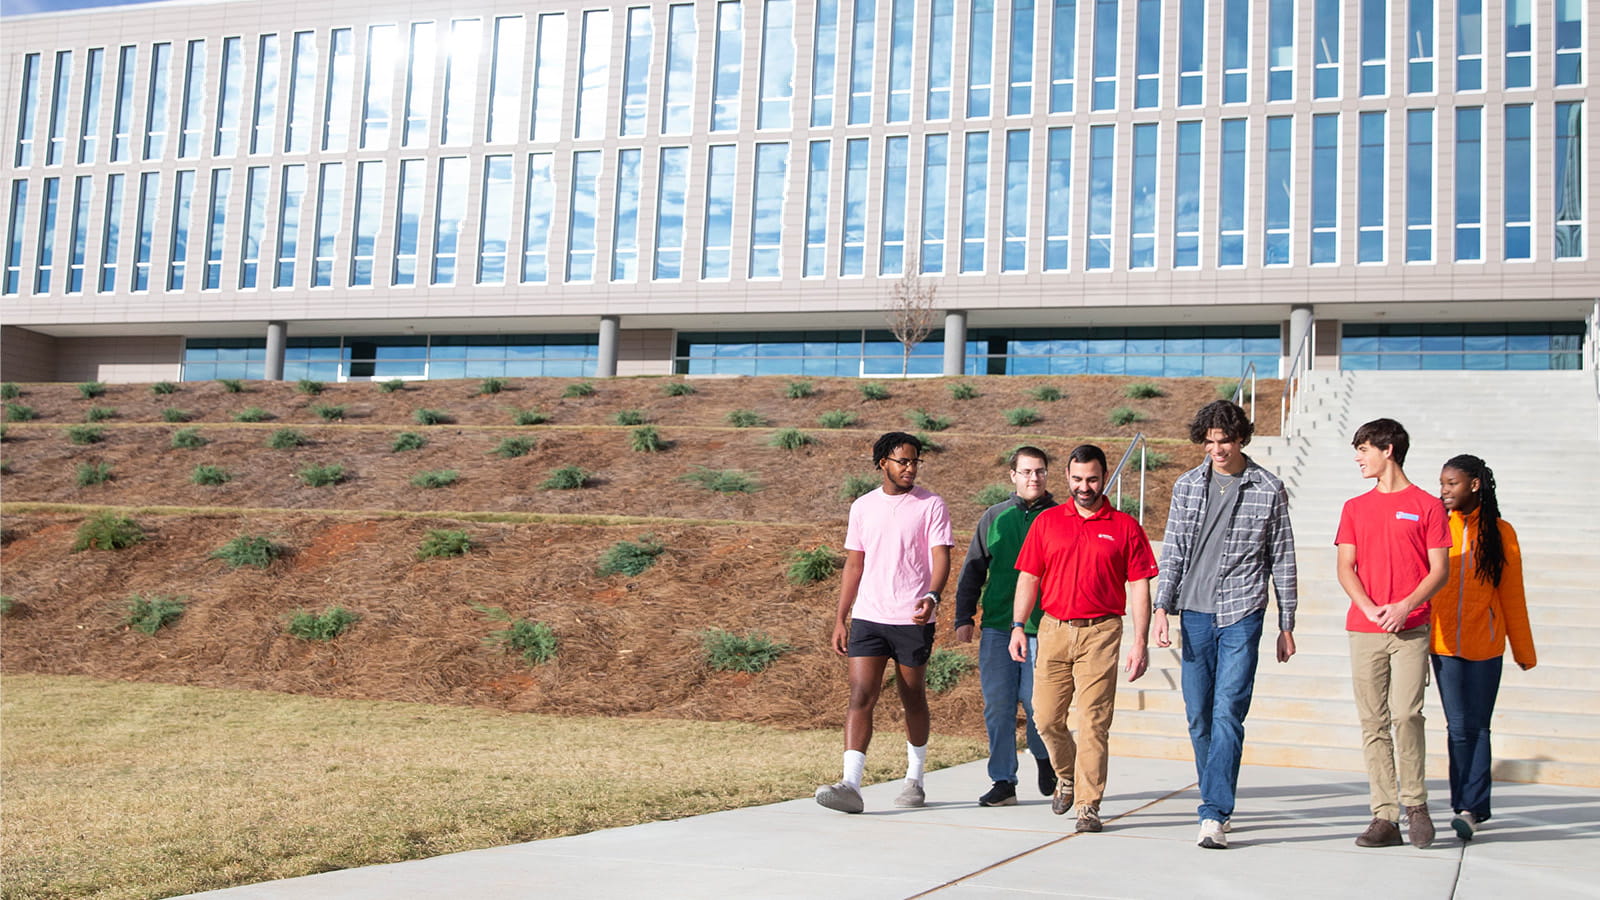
[1349,626,1430,820]
[1032,614,1123,810]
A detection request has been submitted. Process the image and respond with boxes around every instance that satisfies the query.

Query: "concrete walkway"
[179,756,1600,899]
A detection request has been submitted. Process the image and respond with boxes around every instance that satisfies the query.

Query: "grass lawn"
[0,675,985,900]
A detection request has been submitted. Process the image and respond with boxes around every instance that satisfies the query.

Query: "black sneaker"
[1036,757,1057,797]
[979,780,1018,807]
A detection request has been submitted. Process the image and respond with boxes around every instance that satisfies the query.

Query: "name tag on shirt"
[1394,511,1420,522]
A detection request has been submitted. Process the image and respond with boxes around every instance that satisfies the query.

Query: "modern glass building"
[1,0,1594,382]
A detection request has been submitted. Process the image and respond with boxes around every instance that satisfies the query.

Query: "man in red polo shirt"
[1010,444,1159,834]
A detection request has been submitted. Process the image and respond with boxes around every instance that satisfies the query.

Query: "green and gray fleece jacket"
[954,492,1058,634]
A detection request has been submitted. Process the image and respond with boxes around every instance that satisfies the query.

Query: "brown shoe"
[1074,806,1102,833]
[1405,804,1435,849]
[1050,778,1075,816]
[1354,817,1403,847]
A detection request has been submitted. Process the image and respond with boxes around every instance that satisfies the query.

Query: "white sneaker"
[1198,819,1228,849]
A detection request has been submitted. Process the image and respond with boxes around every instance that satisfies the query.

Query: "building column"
[264,321,287,381]
[942,309,967,377]
[1286,305,1314,376]
[597,315,620,377]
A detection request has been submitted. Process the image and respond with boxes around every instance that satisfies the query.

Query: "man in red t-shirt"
[1336,418,1450,850]
[1009,444,1158,835]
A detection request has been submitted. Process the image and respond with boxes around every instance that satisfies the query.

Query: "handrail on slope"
[1105,432,1149,525]
[1280,327,1314,438]
[1587,301,1600,441]
[1231,361,1257,423]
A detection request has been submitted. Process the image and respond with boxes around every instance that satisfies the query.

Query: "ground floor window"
[673,330,948,376]
[1340,322,1584,370]
[181,334,598,381]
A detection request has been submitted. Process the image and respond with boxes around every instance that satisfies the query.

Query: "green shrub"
[478,377,508,395]
[76,381,107,399]
[1116,496,1142,516]
[817,409,857,429]
[769,427,814,450]
[0,595,13,615]
[190,464,231,486]
[413,408,450,425]
[161,406,190,423]
[0,459,10,475]
[377,378,406,393]
[787,546,843,584]
[5,403,37,422]
[562,381,595,398]
[597,536,664,576]
[75,462,113,487]
[391,431,427,452]
[211,534,284,569]
[840,473,878,500]
[266,428,307,449]
[613,409,647,426]
[416,529,473,560]
[1140,450,1172,469]
[914,432,944,453]
[124,594,186,634]
[492,436,535,458]
[1028,385,1063,402]
[286,607,357,641]
[948,382,979,400]
[926,649,976,692]
[0,382,19,400]
[72,512,143,551]
[295,379,325,396]
[662,380,696,396]
[680,466,759,493]
[150,380,179,396]
[629,425,665,453]
[66,425,105,445]
[785,380,815,399]
[1125,382,1165,400]
[310,403,346,422]
[701,629,792,674]
[1216,380,1254,401]
[475,605,557,665]
[297,463,346,487]
[859,382,890,401]
[83,406,115,422]
[1003,407,1040,427]
[171,426,207,449]
[410,469,459,489]
[233,407,271,423]
[725,409,765,428]
[974,483,1011,506]
[216,378,245,393]
[512,408,549,425]
[1109,406,1147,426]
[541,465,590,490]
[906,409,951,431]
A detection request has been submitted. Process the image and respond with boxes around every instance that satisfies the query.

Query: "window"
[812,0,839,126]
[1268,0,1294,100]
[842,138,868,275]
[1555,0,1582,86]
[68,176,91,292]
[1505,0,1532,89]
[361,25,398,149]
[1049,0,1076,112]
[1008,0,1036,115]
[1504,105,1531,259]
[3,181,25,294]
[531,14,566,141]
[393,159,423,285]
[1178,0,1204,106]
[880,136,910,275]
[888,0,915,122]
[1358,111,1386,262]
[1265,117,1292,265]
[1173,121,1201,267]
[167,170,194,290]
[1087,125,1113,269]
[1218,119,1245,266]
[80,48,104,164]
[1003,131,1030,271]
[576,11,611,140]
[275,164,305,287]
[34,178,58,294]
[312,163,343,287]
[47,51,71,166]
[974,325,1281,377]
[431,157,467,285]
[178,42,205,158]
[1408,0,1434,93]
[612,148,643,281]
[927,0,955,119]
[317,30,354,153]
[487,17,525,143]
[403,23,436,147]
[133,172,159,291]
[711,3,742,131]
[1091,0,1117,110]
[251,36,279,155]
[1456,0,1483,91]
[621,8,653,137]
[1341,322,1585,371]
[284,32,315,153]
[1045,127,1072,270]
[804,140,830,277]
[1312,114,1338,263]
[702,144,738,279]
[1554,102,1583,259]
[351,161,383,286]
[112,46,136,162]
[1454,107,1482,261]
[1129,124,1156,268]
[523,153,556,282]
[144,43,173,160]
[847,0,875,124]
[653,147,688,279]
[568,150,602,282]
[750,142,788,278]
[443,19,483,145]
[1360,0,1387,96]
[1314,0,1340,98]
[961,132,990,273]
[1405,109,1433,261]
[663,5,695,133]
[15,54,40,168]
[214,38,244,157]
[203,169,230,290]
[239,167,266,288]
[1223,0,1248,103]
[922,134,949,273]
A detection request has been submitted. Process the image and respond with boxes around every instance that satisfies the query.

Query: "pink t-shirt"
[844,485,954,625]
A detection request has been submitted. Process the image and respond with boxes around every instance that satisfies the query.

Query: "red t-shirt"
[1334,484,1451,633]
[1015,502,1159,620]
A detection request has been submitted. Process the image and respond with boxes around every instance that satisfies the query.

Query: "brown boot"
[1354,816,1402,847]
[1405,804,1435,849]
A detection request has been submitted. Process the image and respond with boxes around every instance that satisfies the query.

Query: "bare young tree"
[884,258,938,377]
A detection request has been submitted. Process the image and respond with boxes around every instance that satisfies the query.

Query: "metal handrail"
[1105,432,1149,525]
[1280,326,1314,437]
[1231,361,1257,423]
[1587,300,1600,441]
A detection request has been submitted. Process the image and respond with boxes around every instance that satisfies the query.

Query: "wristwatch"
[1011,621,1027,630]
[923,591,941,604]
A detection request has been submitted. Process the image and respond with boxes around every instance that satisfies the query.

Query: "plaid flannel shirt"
[1155,456,1298,631]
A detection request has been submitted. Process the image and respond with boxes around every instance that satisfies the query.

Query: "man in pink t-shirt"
[815,432,954,814]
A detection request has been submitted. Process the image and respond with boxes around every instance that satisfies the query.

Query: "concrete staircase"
[1112,370,1600,787]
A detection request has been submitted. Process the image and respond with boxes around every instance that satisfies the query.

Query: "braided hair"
[1443,454,1505,587]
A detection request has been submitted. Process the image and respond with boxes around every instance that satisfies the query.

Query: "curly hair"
[1352,418,1411,467]
[872,431,923,467]
[1187,400,1254,445]
[1443,454,1506,588]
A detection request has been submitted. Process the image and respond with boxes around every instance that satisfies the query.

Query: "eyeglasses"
[1014,470,1047,480]
[885,457,923,468]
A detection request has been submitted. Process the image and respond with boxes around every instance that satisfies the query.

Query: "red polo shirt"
[1015,501,1159,620]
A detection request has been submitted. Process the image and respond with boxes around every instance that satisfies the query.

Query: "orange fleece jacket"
[1431,509,1537,666]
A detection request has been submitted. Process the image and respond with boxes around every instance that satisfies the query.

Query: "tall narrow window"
[80,48,104,164]
[711,3,742,131]
[215,39,242,157]
[1555,1,1582,87]
[204,169,231,289]
[1091,0,1117,110]
[1173,121,1201,267]
[1407,0,1434,93]
[1087,124,1113,269]
[1360,0,1387,96]
[1554,102,1582,259]
[1505,0,1531,89]
[612,148,643,281]
[848,0,876,124]
[239,167,267,288]
[804,140,831,276]
[663,6,695,134]
[323,29,354,151]
[1179,0,1204,106]
[1404,109,1433,262]
[961,132,990,273]
[284,32,316,153]
[133,172,160,291]
[1358,111,1386,262]
[1045,126,1072,270]
[750,142,788,278]
[812,0,839,126]
[1008,0,1036,115]
[99,174,124,292]
[1264,117,1292,265]
[275,164,306,287]
[350,160,383,286]
[523,152,556,282]
[621,8,653,137]
[1503,106,1531,259]
[167,170,194,290]
[144,43,172,160]
[653,147,689,279]
[1456,0,1483,90]
[568,150,602,282]
[1454,107,1482,261]
[251,36,279,155]
[5,181,29,294]
[34,178,59,294]
[47,51,71,166]
[922,134,949,273]
[880,136,909,275]
[531,14,567,141]
[1134,0,1159,109]
[1314,0,1340,99]
[576,11,611,140]
[1312,115,1338,263]
[702,145,736,279]
[68,176,92,292]
[1049,0,1076,112]
[1129,124,1156,268]
[1002,130,1030,271]
[362,25,398,149]
[841,138,868,275]
[888,0,914,122]
[1268,0,1294,100]
[488,17,525,143]
[15,54,41,167]
[112,46,136,162]
[403,23,436,147]
[1218,119,1245,266]
[1223,0,1248,103]
[313,163,343,287]
[443,19,483,145]
[179,41,205,158]
[431,157,467,285]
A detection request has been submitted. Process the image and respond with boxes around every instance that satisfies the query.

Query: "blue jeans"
[1180,609,1264,823]
[1432,653,1503,821]
[979,628,1048,784]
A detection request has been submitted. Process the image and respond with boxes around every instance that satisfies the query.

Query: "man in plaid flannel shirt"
[1153,400,1298,850]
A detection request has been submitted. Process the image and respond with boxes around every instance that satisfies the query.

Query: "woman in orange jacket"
[1434,454,1537,842]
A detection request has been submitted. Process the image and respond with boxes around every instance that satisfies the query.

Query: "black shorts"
[848,619,935,667]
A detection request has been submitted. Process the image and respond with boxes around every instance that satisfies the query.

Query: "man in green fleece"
[954,445,1057,807]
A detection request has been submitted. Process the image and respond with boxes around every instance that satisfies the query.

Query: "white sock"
[843,750,866,789]
[906,742,928,785]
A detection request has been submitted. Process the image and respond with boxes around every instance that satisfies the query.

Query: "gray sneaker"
[815,781,864,814]
[894,780,926,808]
